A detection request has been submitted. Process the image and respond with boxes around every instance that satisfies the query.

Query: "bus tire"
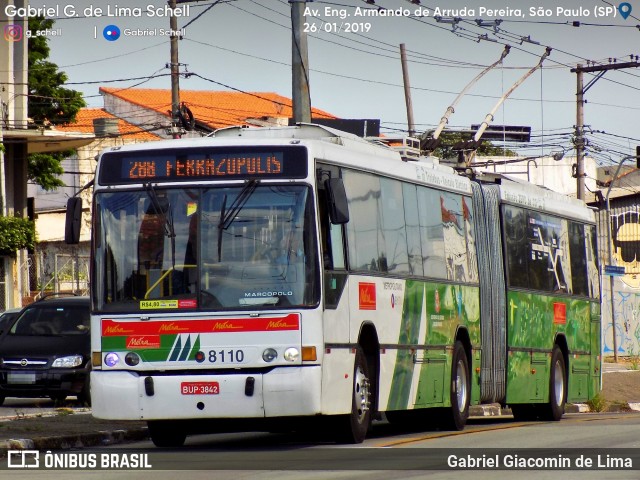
[335,347,371,444]
[543,346,566,421]
[442,341,470,431]
[148,420,187,448]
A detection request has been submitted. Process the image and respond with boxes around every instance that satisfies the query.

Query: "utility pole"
[571,61,639,200]
[169,0,181,139]
[399,44,415,137]
[575,65,585,201]
[290,0,311,123]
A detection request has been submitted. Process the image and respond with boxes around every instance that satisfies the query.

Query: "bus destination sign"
[99,146,308,185]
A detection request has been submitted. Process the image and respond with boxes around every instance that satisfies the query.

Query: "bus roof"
[478,173,595,223]
[95,124,473,195]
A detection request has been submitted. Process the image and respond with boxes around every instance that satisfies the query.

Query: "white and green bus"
[66,124,600,446]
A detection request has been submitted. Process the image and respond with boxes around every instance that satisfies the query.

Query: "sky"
[16,0,640,165]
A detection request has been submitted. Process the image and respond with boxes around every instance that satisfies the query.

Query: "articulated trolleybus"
[65,124,600,446]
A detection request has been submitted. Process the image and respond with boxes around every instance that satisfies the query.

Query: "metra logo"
[266,320,297,330]
[212,321,243,331]
[104,325,134,335]
[126,335,161,349]
[159,322,189,332]
[359,282,376,310]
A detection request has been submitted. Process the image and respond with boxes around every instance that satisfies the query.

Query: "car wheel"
[77,379,91,407]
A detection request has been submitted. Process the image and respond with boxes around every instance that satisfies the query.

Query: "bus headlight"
[125,352,140,366]
[262,348,277,362]
[104,352,120,367]
[283,347,299,362]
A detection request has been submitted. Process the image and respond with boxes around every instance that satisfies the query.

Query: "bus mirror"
[325,178,349,224]
[65,197,83,244]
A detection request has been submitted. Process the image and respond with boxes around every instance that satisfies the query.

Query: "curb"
[469,404,503,417]
[471,402,640,416]
[0,427,149,453]
[2,401,640,452]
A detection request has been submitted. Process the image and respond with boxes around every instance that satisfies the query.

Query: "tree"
[429,131,517,160]
[28,16,85,125]
[28,16,86,190]
[27,151,71,191]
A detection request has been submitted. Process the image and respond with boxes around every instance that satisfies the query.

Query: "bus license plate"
[181,382,220,395]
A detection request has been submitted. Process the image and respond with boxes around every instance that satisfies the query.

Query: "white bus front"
[87,144,325,445]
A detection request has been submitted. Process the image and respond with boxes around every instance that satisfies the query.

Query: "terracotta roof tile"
[99,88,336,129]
[55,108,161,141]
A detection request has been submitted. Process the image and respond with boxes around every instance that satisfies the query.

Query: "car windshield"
[9,305,90,336]
[93,184,319,312]
[0,311,20,333]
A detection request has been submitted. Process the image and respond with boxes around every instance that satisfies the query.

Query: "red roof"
[99,87,336,129]
[55,108,161,141]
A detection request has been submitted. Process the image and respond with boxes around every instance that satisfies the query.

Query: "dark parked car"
[0,296,91,406]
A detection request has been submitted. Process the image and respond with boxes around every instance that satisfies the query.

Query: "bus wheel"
[335,347,371,443]
[543,346,566,421]
[148,421,187,448]
[442,341,470,431]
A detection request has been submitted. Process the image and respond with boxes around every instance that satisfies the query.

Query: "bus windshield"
[93,184,319,312]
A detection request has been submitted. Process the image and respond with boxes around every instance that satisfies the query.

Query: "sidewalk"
[0,410,148,451]
[0,367,637,453]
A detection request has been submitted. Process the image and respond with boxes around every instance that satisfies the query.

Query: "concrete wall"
[597,199,640,359]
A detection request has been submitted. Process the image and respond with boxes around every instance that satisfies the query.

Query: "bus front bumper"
[90,366,322,420]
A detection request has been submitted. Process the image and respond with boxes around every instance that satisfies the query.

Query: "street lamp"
[604,154,639,362]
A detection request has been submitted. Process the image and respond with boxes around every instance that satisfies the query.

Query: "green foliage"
[28,151,71,191]
[27,16,84,190]
[431,131,517,160]
[627,346,640,370]
[0,217,36,255]
[28,16,85,125]
[586,392,607,412]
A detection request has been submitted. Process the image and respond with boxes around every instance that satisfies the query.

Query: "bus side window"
[328,223,346,269]
[317,166,348,309]
[317,188,333,268]
[317,170,346,271]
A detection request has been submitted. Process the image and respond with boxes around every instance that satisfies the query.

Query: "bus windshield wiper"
[217,180,259,261]
[145,183,176,268]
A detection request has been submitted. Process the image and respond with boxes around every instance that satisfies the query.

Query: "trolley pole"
[400,44,415,137]
[290,0,311,123]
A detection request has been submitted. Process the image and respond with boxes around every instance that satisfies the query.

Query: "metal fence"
[30,252,90,301]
